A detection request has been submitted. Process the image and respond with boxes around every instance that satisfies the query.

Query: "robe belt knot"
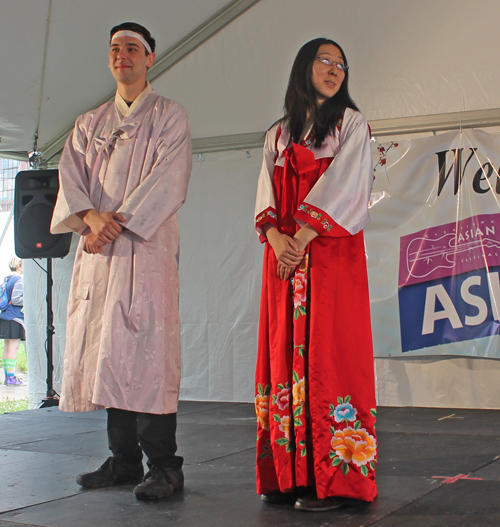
[283,143,317,175]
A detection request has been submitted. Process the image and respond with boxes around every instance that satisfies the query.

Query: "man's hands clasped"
[79,209,126,254]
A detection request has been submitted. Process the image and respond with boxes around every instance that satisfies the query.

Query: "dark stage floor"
[1,402,500,527]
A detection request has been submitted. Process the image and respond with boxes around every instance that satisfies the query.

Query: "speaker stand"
[40,258,59,408]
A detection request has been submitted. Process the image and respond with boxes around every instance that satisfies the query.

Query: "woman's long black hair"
[283,38,359,148]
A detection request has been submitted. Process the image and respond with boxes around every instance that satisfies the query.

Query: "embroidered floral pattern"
[292,255,308,319]
[273,413,293,452]
[258,438,273,459]
[297,204,333,232]
[329,397,377,477]
[272,383,291,411]
[330,427,377,475]
[293,273,307,312]
[278,415,291,439]
[255,383,271,431]
[292,372,306,407]
[256,208,277,224]
[329,396,357,423]
[294,343,305,358]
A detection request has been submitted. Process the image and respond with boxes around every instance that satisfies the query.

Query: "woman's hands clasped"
[264,226,304,281]
[263,223,320,281]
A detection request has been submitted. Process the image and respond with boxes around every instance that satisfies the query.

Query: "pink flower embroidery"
[293,273,307,308]
[276,387,290,410]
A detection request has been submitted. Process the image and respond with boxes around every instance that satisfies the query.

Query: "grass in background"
[0,340,27,373]
[0,397,28,414]
[0,341,29,414]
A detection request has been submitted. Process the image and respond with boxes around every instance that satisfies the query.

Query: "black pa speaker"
[14,169,71,259]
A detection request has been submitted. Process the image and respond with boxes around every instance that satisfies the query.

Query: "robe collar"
[115,82,152,118]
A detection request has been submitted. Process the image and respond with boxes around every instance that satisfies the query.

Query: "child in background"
[1,258,25,386]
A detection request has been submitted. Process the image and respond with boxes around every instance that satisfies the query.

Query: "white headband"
[111,30,153,54]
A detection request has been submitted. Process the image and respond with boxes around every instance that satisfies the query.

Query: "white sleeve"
[300,110,374,235]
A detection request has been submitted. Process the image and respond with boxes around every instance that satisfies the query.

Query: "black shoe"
[133,465,184,501]
[76,457,144,489]
[294,494,346,512]
[261,491,296,504]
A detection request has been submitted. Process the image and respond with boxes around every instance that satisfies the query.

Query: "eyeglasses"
[315,56,348,72]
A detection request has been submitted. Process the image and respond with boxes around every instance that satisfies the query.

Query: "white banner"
[367,129,500,358]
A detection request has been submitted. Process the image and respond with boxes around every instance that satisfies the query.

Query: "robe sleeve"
[50,115,95,235]
[117,102,192,242]
[255,125,279,242]
[294,110,374,237]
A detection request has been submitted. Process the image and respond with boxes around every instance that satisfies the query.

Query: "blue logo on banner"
[399,266,500,352]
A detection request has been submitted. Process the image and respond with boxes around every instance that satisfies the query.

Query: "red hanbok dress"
[254,108,377,502]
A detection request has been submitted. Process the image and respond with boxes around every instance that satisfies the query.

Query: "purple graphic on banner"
[399,213,500,287]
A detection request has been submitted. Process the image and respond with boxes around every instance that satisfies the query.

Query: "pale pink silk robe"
[51,85,192,415]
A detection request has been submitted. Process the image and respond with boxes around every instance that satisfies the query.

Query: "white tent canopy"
[3,0,500,408]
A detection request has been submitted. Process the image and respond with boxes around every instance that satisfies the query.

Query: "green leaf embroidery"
[294,405,303,417]
[345,395,351,403]
[277,383,284,390]
[273,414,281,423]
[294,417,303,427]
[272,395,277,405]
[330,425,336,434]
[369,461,375,470]
[294,344,306,358]
[337,396,343,404]
[264,384,271,396]
[293,370,300,384]
[259,453,269,459]
[286,443,292,453]
[331,456,342,467]
[341,462,350,475]
[258,383,263,396]
[275,437,288,446]
[299,440,306,447]
[299,306,306,316]
[361,465,368,477]
[354,420,362,430]
[370,408,377,417]
[294,308,300,320]
[301,448,307,457]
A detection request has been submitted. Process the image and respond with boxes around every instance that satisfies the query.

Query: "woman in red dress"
[254,38,377,512]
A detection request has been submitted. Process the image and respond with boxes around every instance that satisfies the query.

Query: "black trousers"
[107,408,183,470]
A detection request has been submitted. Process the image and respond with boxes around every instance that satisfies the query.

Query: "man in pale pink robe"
[51,22,192,501]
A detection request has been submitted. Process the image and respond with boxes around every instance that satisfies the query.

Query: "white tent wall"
[17,0,500,409]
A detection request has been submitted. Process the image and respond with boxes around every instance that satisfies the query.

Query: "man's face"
[108,36,155,87]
